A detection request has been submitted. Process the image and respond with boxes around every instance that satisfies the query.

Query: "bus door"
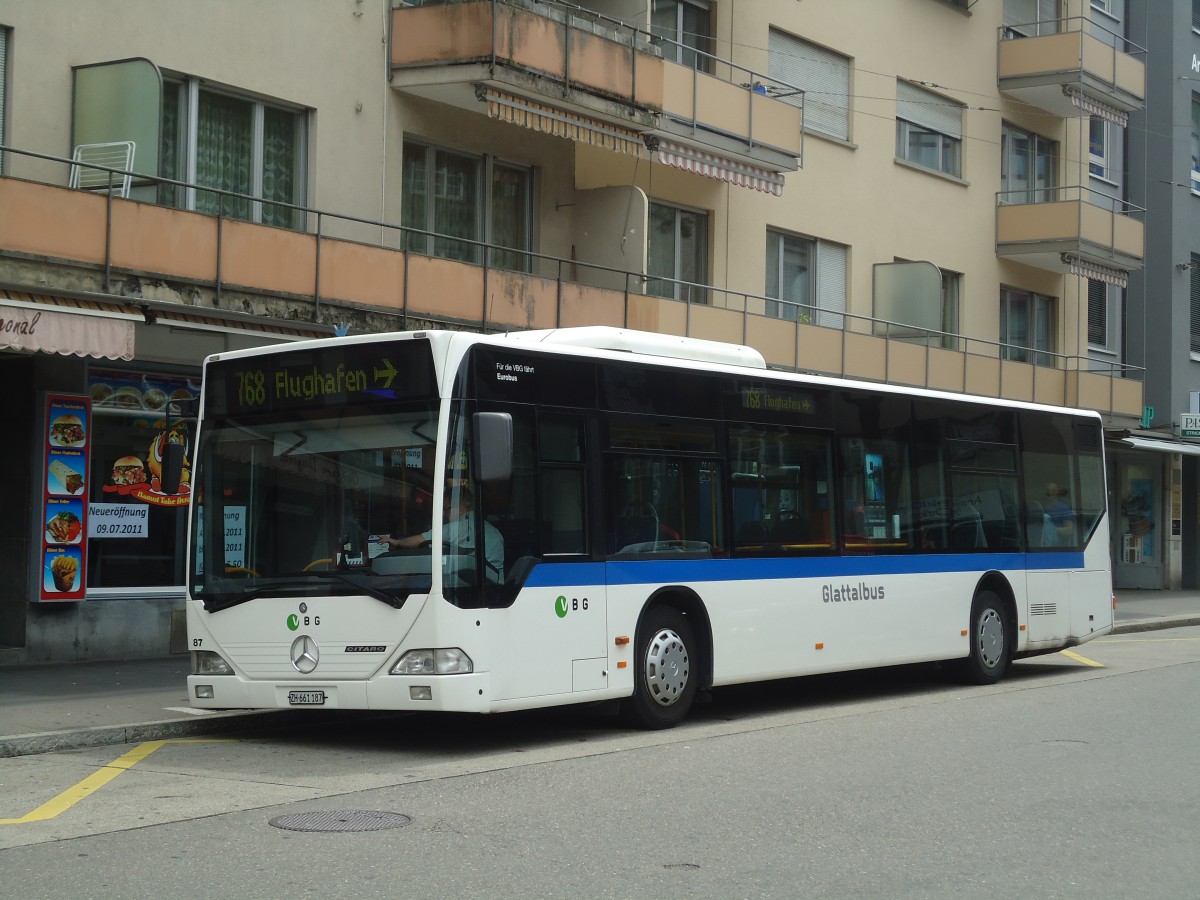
[478,408,608,702]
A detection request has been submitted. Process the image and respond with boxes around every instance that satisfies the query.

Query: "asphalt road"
[1,625,1198,899]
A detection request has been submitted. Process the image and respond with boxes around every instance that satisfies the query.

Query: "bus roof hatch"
[504,326,767,370]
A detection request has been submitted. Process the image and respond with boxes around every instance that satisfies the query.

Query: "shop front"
[1107,433,1200,591]
[1,290,329,664]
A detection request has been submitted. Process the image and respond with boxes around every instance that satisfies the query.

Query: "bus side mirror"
[160,440,185,495]
[473,412,513,483]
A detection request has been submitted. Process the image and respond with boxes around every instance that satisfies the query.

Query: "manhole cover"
[268,810,412,833]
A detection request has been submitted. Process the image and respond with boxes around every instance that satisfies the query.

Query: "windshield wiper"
[201,572,406,612]
[305,570,405,608]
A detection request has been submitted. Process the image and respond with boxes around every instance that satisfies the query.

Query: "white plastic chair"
[69,141,136,198]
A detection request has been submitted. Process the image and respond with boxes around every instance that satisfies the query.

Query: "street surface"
[1,626,1198,899]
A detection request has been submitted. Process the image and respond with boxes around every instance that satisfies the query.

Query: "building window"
[1001,123,1057,203]
[1194,0,1200,31]
[0,27,7,174]
[647,202,708,303]
[401,142,533,272]
[765,230,847,327]
[1090,117,1110,180]
[160,77,307,228]
[1001,287,1057,366]
[1191,254,1200,355]
[1003,0,1061,37]
[940,269,961,349]
[1087,278,1111,350]
[895,82,962,177]
[651,0,712,73]
[1192,96,1200,193]
[768,29,850,142]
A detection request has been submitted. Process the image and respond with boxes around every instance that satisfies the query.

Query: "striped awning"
[1064,256,1128,288]
[1064,86,1128,127]
[653,140,786,196]
[479,87,645,157]
[0,290,138,360]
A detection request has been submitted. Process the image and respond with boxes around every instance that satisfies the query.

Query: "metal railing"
[393,0,805,157]
[0,143,1144,414]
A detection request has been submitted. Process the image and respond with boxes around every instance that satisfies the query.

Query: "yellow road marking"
[1060,649,1104,667]
[0,739,239,825]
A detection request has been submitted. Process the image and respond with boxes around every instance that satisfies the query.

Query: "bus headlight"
[192,650,234,675]
[391,648,473,675]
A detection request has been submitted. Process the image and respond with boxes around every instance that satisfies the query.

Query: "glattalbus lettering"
[275,364,366,401]
[822,582,886,603]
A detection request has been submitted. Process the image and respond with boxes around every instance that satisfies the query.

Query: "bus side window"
[838,437,913,550]
[537,416,587,556]
[729,425,832,553]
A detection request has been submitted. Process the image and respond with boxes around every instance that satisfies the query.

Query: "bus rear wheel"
[955,589,1012,685]
[622,606,697,729]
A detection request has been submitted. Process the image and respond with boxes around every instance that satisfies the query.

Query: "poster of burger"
[101,420,192,507]
[40,394,90,601]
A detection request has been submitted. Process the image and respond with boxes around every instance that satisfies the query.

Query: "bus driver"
[380,488,504,582]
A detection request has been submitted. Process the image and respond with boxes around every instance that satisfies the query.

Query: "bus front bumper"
[186,672,493,713]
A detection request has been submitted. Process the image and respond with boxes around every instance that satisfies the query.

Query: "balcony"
[997,17,1145,125]
[389,0,802,193]
[996,186,1144,282]
[0,147,1144,422]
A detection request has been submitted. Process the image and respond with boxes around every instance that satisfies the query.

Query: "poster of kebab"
[41,394,89,601]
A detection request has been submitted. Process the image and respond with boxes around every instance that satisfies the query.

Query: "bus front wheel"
[622,606,697,729]
[955,589,1012,685]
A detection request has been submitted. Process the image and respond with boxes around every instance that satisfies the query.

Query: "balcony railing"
[389,0,804,174]
[998,16,1146,122]
[996,184,1144,276]
[0,143,1144,420]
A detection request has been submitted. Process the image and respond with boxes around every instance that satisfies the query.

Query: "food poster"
[91,369,197,507]
[40,394,90,600]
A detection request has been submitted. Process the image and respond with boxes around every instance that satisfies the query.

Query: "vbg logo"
[554,595,589,618]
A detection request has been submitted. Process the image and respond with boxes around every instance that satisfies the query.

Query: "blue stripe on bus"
[522,552,1086,589]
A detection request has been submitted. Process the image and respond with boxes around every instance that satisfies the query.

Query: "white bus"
[187,326,1113,728]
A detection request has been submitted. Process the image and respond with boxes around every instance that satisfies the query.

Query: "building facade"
[1120,1,1200,589]
[0,0,1188,663]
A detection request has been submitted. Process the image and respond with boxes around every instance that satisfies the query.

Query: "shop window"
[86,368,199,589]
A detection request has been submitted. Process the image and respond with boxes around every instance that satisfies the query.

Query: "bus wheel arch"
[954,573,1016,685]
[621,588,712,729]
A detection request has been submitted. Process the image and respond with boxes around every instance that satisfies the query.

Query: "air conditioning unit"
[1122,533,1143,565]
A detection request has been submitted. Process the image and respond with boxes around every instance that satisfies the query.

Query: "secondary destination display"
[206,339,437,416]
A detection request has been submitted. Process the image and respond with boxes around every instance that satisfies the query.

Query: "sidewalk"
[1,589,1198,758]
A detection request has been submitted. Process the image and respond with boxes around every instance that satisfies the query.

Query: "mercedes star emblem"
[290,635,320,674]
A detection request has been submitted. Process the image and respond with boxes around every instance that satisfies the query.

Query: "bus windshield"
[191,405,440,611]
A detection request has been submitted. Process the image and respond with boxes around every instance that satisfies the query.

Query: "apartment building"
[0,0,1183,663]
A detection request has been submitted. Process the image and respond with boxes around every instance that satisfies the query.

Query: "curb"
[1110,615,1200,635]
[0,709,294,760]
[2,617,1195,758]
